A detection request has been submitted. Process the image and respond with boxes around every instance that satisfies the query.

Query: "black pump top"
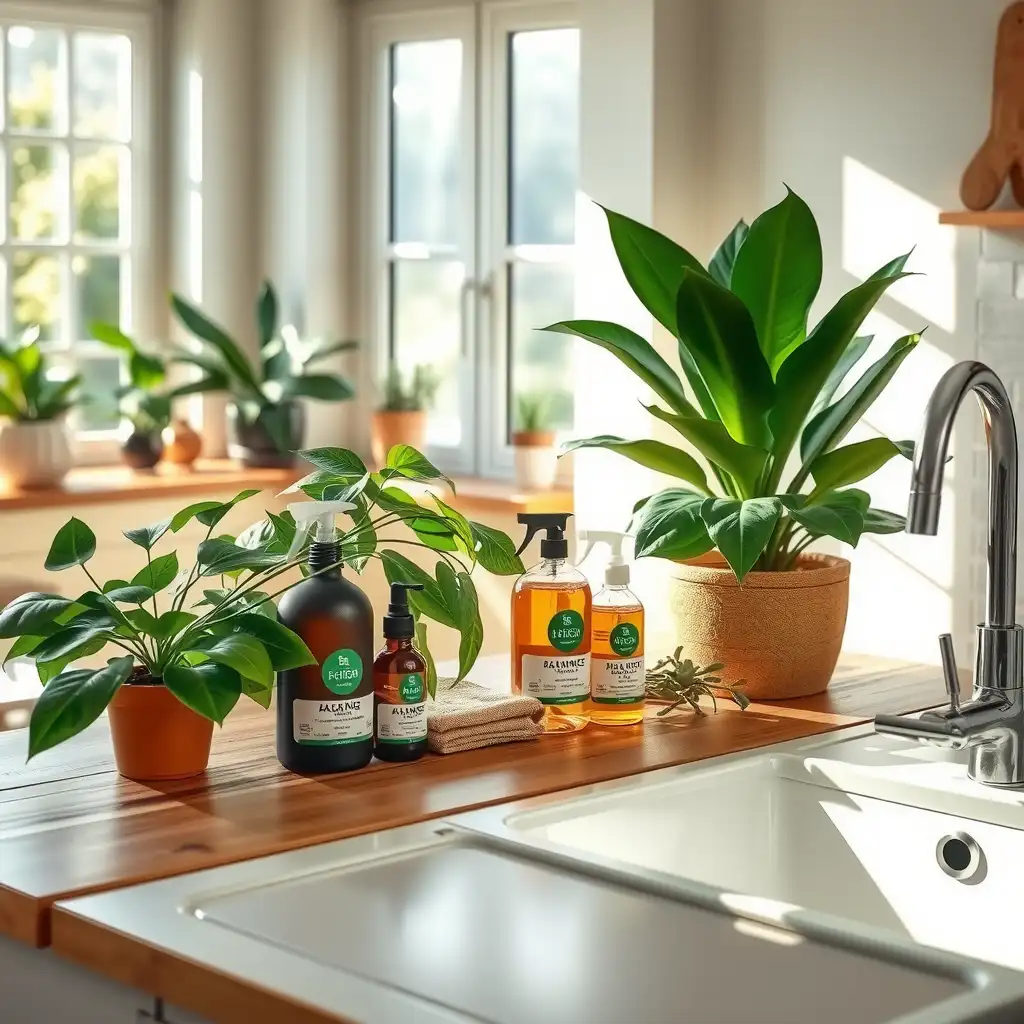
[384,582,425,639]
[516,512,572,560]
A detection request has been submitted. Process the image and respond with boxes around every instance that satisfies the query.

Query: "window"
[0,3,150,440]
[363,2,579,477]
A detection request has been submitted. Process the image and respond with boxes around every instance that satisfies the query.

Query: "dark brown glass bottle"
[373,583,428,762]
[276,538,374,773]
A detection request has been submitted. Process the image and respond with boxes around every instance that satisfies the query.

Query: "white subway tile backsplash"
[981,229,1024,263]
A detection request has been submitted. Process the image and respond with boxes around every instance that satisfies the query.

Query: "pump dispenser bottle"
[512,512,591,732]
[373,582,428,762]
[276,500,374,773]
[579,531,645,726]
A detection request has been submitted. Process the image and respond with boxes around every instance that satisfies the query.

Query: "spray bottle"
[276,500,374,773]
[578,531,645,726]
[512,512,591,732]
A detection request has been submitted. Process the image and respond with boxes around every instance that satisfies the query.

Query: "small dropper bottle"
[373,582,428,762]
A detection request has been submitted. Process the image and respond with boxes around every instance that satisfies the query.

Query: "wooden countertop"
[0,653,944,949]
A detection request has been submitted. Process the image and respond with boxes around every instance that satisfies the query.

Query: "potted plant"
[0,327,79,489]
[170,281,358,468]
[551,189,918,700]
[372,363,439,467]
[3,445,522,777]
[512,392,558,491]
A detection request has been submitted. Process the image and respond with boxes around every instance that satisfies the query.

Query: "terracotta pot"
[121,429,163,470]
[162,418,203,466]
[107,679,214,781]
[669,552,851,701]
[227,400,305,468]
[372,409,426,466]
[0,419,72,488]
[512,430,557,490]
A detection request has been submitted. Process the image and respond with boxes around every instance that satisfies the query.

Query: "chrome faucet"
[875,361,1024,786]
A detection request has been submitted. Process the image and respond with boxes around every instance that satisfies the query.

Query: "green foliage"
[514,392,552,433]
[551,189,920,580]
[645,648,749,717]
[12,445,521,758]
[379,362,439,412]
[0,328,80,422]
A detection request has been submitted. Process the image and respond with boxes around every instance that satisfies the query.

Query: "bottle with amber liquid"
[512,513,591,733]
[373,582,428,762]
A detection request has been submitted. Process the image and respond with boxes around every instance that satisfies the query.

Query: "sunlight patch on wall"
[841,157,955,333]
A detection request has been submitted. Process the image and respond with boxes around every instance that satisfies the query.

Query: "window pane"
[74,145,125,241]
[73,33,131,140]
[11,143,66,241]
[390,40,461,246]
[509,29,579,245]
[75,356,120,431]
[12,251,61,342]
[74,254,121,331]
[8,26,66,133]
[510,261,574,433]
[392,259,463,447]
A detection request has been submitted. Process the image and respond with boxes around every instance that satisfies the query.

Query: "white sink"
[452,725,1024,975]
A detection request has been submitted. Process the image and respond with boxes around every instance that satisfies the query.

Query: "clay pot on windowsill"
[372,409,427,466]
[512,430,557,491]
[669,552,851,701]
[107,670,215,781]
[121,429,164,471]
[162,418,203,468]
[0,418,72,488]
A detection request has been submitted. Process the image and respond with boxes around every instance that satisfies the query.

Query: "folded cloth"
[427,677,545,754]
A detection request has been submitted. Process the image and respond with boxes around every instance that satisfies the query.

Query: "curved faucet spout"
[908,361,1018,628]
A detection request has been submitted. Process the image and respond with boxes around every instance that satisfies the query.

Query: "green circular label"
[399,673,424,703]
[322,649,363,695]
[548,609,585,652]
[610,623,640,657]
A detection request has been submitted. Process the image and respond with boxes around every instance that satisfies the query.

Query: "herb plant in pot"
[0,328,79,489]
[552,190,920,700]
[512,392,558,491]
[372,363,439,467]
[171,281,358,468]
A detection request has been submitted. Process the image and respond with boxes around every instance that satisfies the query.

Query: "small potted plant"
[0,327,79,489]
[170,281,358,468]
[371,362,439,467]
[512,392,558,490]
[551,189,918,700]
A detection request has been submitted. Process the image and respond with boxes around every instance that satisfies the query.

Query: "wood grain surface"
[0,653,945,948]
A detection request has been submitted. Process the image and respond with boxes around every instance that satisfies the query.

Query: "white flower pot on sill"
[0,419,72,489]
[512,431,558,491]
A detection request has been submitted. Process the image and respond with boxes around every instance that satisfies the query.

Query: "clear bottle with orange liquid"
[511,513,591,732]
[580,531,645,726]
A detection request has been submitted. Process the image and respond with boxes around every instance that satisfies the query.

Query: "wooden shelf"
[938,209,1024,227]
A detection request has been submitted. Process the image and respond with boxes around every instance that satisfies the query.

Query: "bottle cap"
[286,500,357,559]
[516,512,572,560]
[384,582,425,639]
[578,530,630,586]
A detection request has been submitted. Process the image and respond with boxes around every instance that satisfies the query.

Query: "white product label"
[293,695,373,745]
[521,653,591,705]
[376,702,427,743]
[591,655,645,704]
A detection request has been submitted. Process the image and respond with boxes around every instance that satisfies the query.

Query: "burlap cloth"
[427,677,544,754]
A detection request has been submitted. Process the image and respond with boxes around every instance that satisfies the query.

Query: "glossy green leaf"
[131,552,179,593]
[90,321,136,354]
[0,593,75,638]
[708,220,749,288]
[170,500,223,532]
[414,619,438,700]
[379,550,456,628]
[168,371,229,398]
[129,351,165,390]
[341,516,376,572]
[236,518,276,551]
[730,188,822,372]
[455,570,482,683]
[468,521,524,576]
[241,676,274,708]
[187,633,273,688]
[45,518,97,571]
[32,619,113,663]
[632,489,713,560]
[383,445,455,492]
[28,656,134,758]
[229,614,316,670]
[281,374,356,402]
[862,508,907,535]
[154,610,197,639]
[433,496,475,554]
[700,497,782,581]
[196,539,281,576]
[37,637,107,685]
[171,293,259,393]
[164,662,242,725]
[256,279,278,349]
[783,489,870,546]
[103,585,156,605]
[560,436,711,494]
[303,340,359,366]
[4,633,45,666]
[809,437,905,495]
[297,447,367,479]
[123,517,172,551]
[195,489,261,528]
[808,335,873,420]
[125,607,159,634]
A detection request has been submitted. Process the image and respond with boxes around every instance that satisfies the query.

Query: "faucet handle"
[938,633,961,713]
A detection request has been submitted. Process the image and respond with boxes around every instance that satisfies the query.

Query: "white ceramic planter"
[0,419,72,488]
[513,444,558,491]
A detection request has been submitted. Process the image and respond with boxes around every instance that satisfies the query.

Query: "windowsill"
[0,460,300,513]
[438,476,573,516]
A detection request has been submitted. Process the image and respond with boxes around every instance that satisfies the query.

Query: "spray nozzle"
[516,512,572,559]
[578,530,631,586]
[384,582,425,639]
[286,500,357,560]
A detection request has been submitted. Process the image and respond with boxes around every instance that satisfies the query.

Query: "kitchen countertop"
[0,652,946,948]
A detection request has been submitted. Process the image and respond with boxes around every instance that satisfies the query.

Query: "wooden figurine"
[962,2,1024,210]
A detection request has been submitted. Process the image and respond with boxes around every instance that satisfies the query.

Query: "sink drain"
[936,831,985,882]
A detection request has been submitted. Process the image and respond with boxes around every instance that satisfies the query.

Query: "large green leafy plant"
[3,445,522,758]
[551,189,919,580]
[170,280,358,451]
[0,328,80,422]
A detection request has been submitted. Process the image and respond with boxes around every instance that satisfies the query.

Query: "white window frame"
[0,0,155,464]
[357,0,578,479]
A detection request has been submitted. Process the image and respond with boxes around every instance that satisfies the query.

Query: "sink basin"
[452,725,1024,974]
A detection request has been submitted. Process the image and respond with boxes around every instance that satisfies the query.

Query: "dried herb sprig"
[645,647,750,717]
